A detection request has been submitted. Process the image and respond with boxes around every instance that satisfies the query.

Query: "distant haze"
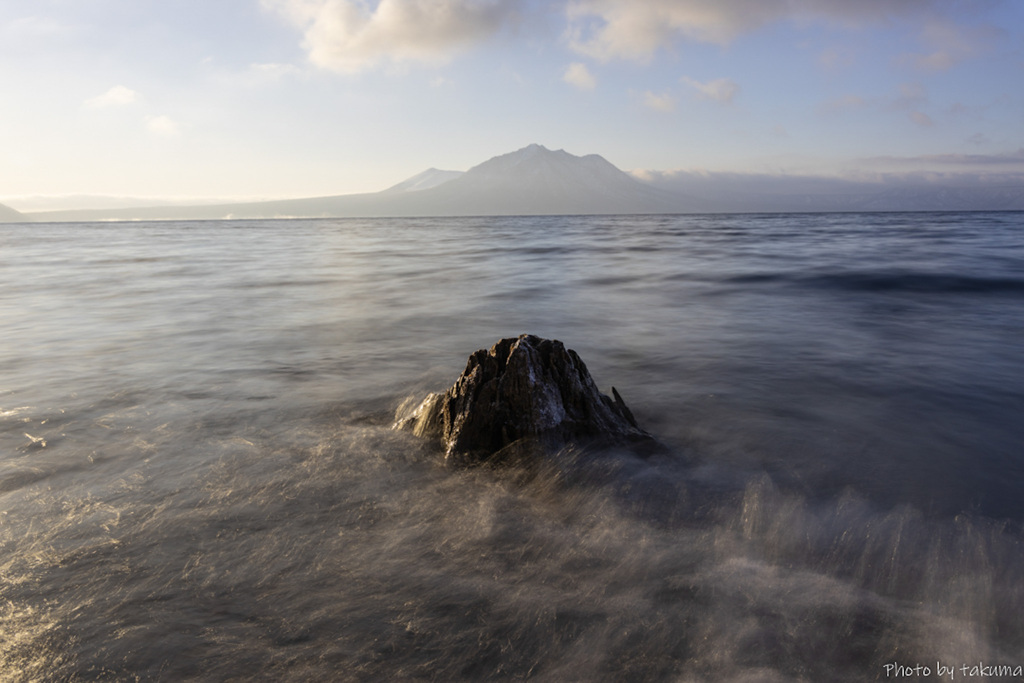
[23,145,1023,222]
[0,202,27,223]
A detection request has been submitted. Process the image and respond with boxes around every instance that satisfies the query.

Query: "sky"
[1,0,1022,211]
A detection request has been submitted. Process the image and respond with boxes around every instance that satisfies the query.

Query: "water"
[2,213,1023,681]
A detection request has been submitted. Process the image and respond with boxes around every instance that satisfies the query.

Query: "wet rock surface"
[395,334,656,464]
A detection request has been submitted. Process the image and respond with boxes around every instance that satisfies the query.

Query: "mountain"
[0,202,28,222]
[383,168,463,193]
[23,144,1024,222]
[409,144,687,215]
[27,145,689,222]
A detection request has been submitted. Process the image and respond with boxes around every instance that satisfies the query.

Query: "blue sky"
[1,0,1022,210]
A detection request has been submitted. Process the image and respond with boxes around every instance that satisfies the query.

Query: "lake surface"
[2,213,1023,681]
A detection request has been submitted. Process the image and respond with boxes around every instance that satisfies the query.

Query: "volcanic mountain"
[396,144,686,215]
[28,145,689,221]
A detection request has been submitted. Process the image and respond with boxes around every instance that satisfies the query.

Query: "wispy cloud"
[146,115,180,136]
[821,83,950,128]
[682,76,739,105]
[818,45,856,70]
[248,62,304,82]
[819,94,868,115]
[892,82,934,127]
[563,62,596,90]
[264,0,522,73]
[901,19,996,72]
[864,148,1024,168]
[565,0,950,62]
[894,82,927,108]
[85,85,138,108]
[909,111,935,127]
[642,90,675,112]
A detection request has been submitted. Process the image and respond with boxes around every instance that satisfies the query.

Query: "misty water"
[2,213,1024,682]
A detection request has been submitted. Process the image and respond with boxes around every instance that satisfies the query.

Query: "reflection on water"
[2,213,1023,680]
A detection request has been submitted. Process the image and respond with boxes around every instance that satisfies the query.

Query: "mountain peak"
[467,144,605,175]
[426,143,685,215]
[503,143,572,160]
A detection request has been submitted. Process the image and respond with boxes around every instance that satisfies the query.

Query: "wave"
[724,270,1024,295]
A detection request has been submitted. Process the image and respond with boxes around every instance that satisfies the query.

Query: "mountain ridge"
[27,145,688,221]
[21,144,1024,222]
[395,144,688,216]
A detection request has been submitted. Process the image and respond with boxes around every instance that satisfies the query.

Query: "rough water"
[2,213,1023,681]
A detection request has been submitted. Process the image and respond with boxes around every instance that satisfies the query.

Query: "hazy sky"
[2,0,1022,208]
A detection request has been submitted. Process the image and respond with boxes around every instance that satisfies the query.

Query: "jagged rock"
[395,334,655,464]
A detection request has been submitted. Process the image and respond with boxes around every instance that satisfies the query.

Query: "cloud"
[890,82,935,127]
[146,115,180,136]
[563,61,596,90]
[565,0,949,61]
[248,62,304,81]
[895,82,927,108]
[864,148,1024,168]
[642,90,675,112]
[86,85,138,108]
[209,62,307,89]
[819,45,856,70]
[682,76,739,104]
[908,110,934,127]
[901,19,996,72]
[264,0,522,73]
[819,94,868,115]
[822,83,944,127]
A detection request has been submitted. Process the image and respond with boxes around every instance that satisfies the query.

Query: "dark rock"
[395,334,656,464]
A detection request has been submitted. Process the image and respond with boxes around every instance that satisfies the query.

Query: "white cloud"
[566,0,948,61]
[146,115,180,136]
[682,76,739,105]
[86,85,138,108]
[643,90,675,112]
[264,0,522,73]
[563,62,596,90]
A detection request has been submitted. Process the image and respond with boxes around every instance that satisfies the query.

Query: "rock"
[395,334,656,464]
